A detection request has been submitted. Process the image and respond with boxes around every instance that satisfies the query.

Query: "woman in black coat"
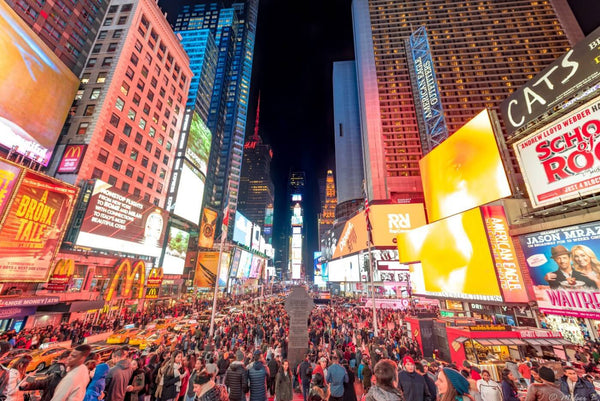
[342,360,357,401]
[275,360,294,401]
[157,351,184,401]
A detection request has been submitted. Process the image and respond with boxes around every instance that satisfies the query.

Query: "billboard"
[233,212,252,247]
[397,208,502,301]
[0,171,77,282]
[333,204,427,259]
[229,248,242,278]
[185,112,211,175]
[173,162,205,224]
[328,254,360,282]
[251,224,261,251]
[518,220,600,319]
[249,256,262,279]
[162,226,190,275]
[0,2,79,165]
[76,180,168,257]
[47,258,75,291]
[513,97,600,208]
[265,206,273,227]
[420,109,511,222]
[198,207,217,248]
[218,252,230,287]
[237,250,252,278]
[57,145,87,174]
[195,252,219,288]
[0,160,22,220]
[501,26,600,135]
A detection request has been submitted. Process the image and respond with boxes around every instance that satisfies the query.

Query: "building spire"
[252,92,261,142]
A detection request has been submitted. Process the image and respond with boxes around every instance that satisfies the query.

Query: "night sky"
[159,0,598,273]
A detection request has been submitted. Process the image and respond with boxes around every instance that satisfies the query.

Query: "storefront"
[0,306,37,332]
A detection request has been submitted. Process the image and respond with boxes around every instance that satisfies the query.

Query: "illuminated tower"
[318,170,337,243]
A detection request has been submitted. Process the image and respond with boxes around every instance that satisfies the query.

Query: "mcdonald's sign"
[105,259,145,301]
[146,287,159,299]
[47,258,74,291]
[57,145,87,173]
[146,267,163,288]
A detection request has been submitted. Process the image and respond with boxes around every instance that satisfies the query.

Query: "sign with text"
[47,258,75,291]
[0,160,22,221]
[57,145,87,173]
[514,96,600,208]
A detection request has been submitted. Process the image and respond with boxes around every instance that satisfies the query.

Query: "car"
[129,329,161,347]
[89,344,120,363]
[0,348,29,366]
[21,346,69,372]
[138,331,172,350]
[106,328,141,344]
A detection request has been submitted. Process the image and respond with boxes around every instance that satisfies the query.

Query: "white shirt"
[50,364,90,401]
[477,379,502,401]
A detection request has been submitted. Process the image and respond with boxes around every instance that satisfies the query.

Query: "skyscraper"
[318,170,337,244]
[352,0,582,202]
[50,0,192,208]
[5,0,108,76]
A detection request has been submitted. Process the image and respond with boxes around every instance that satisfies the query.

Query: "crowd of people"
[0,292,597,401]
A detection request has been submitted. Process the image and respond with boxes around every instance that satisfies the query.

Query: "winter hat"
[443,368,470,396]
[403,356,415,366]
[538,366,556,383]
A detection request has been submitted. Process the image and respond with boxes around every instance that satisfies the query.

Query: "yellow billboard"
[195,252,219,288]
[419,110,511,222]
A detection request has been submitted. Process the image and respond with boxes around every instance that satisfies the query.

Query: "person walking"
[560,366,599,401]
[125,359,145,401]
[326,355,348,401]
[275,360,294,401]
[192,371,229,401]
[51,344,92,401]
[268,355,280,396]
[398,356,432,401]
[341,360,356,401]
[156,351,185,401]
[362,357,373,394]
[435,368,473,401]
[501,369,520,401]
[224,353,248,401]
[105,348,134,401]
[416,362,437,401]
[5,356,32,401]
[184,358,202,401]
[477,370,502,401]
[83,362,110,401]
[247,350,269,401]
[364,359,403,401]
[526,366,567,401]
[298,354,313,401]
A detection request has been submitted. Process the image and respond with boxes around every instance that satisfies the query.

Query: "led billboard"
[420,110,511,222]
[397,208,502,301]
[185,112,211,175]
[57,145,87,174]
[0,2,79,165]
[233,212,252,247]
[237,250,252,278]
[218,252,230,286]
[76,180,169,257]
[229,248,242,278]
[264,206,273,227]
[198,207,217,248]
[173,162,205,224]
[0,160,22,220]
[513,96,600,208]
[328,254,360,282]
[162,227,190,275]
[195,252,219,288]
[518,220,600,319]
[0,171,77,282]
[251,224,261,251]
[249,256,262,279]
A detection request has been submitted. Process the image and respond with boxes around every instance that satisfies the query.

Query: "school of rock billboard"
[518,221,600,319]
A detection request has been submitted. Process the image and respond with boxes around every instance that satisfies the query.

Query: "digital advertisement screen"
[514,97,600,208]
[0,2,79,165]
[57,145,87,174]
[328,254,360,282]
[518,220,600,319]
[237,250,252,278]
[264,206,273,227]
[185,112,211,175]
[249,256,262,279]
[173,162,205,225]
[233,212,252,247]
[0,159,22,220]
[218,252,230,286]
[77,180,169,257]
[420,109,511,222]
[397,207,502,301]
[198,207,217,248]
[229,248,241,278]
[162,226,190,275]
[0,171,77,282]
[195,251,219,288]
[251,224,261,251]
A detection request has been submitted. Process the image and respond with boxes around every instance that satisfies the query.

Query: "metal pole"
[209,233,227,338]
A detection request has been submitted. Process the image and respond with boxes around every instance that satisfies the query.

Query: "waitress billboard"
[518,221,600,319]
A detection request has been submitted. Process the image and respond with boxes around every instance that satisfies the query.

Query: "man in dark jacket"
[216,353,230,384]
[560,366,600,401]
[415,362,436,400]
[297,354,312,401]
[247,350,269,401]
[398,356,432,401]
[267,355,280,396]
[105,348,133,401]
[225,353,248,401]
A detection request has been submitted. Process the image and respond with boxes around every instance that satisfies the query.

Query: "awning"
[545,338,573,346]
[523,339,557,346]
[473,338,524,346]
[454,336,469,343]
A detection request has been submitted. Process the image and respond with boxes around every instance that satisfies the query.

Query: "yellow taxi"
[21,346,69,372]
[106,327,141,344]
[129,328,159,347]
[138,331,172,350]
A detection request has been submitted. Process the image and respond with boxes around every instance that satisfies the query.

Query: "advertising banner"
[198,207,217,248]
[265,206,273,227]
[76,180,168,257]
[0,171,77,282]
[0,296,59,308]
[398,208,502,301]
[501,26,600,135]
[518,221,600,319]
[0,2,79,165]
[195,252,219,288]
[162,227,190,275]
[145,267,163,299]
[57,145,87,173]
[218,252,230,287]
[0,160,21,220]
[173,162,205,225]
[514,97,600,208]
[229,248,242,278]
[237,250,252,278]
[185,112,211,175]
[47,258,75,291]
[481,205,529,303]
[328,254,360,282]
[249,257,262,279]
[233,212,252,247]
[251,224,261,251]
[420,110,511,222]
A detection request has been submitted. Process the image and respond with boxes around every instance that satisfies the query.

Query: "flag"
[365,196,373,245]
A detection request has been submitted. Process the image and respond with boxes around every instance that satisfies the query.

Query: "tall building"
[283,170,305,278]
[352,0,582,202]
[50,0,192,208]
[174,0,259,236]
[333,61,364,209]
[5,0,108,76]
[318,170,337,244]
[238,97,275,230]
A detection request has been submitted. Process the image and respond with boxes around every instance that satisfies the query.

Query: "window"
[121,182,130,192]
[159,169,166,179]
[143,103,150,115]
[130,53,139,66]
[141,67,149,79]
[103,17,112,26]
[139,118,146,130]
[113,29,123,38]
[125,67,134,79]
[133,188,141,197]
[151,77,158,88]
[134,40,143,52]
[112,157,122,171]
[102,57,113,67]
[135,133,143,145]
[81,74,90,84]
[165,141,172,151]
[92,168,103,179]
[143,194,151,202]
[154,148,161,159]
[115,97,125,111]
[128,109,136,120]
[107,175,117,185]
[157,135,164,145]
[92,43,101,54]
[109,113,120,127]
[84,105,95,116]
[98,30,108,39]
[125,164,134,177]
[117,140,127,153]
[145,141,152,152]
[121,3,133,12]
[164,109,170,119]
[150,162,157,173]
[87,58,97,67]
[136,172,144,183]
[107,42,118,52]
[96,72,107,83]
[157,183,163,194]
[156,100,162,111]
[89,88,101,100]
[97,148,109,163]
[77,122,89,135]
[123,123,132,137]
[136,79,145,91]
[144,53,153,65]
[162,155,169,165]
[103,130,115,145]
[147,177,154,189]
[108,5,118,13]
[117,15,127,25]
[75,89,84,100]
[149,127,155,137]
[152,113,159,124]
[130,149,138,161]
[141,156,149,168]
[120,81,130,95]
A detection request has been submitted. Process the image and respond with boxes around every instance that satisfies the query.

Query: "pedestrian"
[247,350,269,401]
[20,350,70,401]
[314,358,328,385]
[500,369,520,401]
[362,357,373,394]
[192,371,228,401]
[526,366,567,401]
[5,355,32,401]
[156,350,185,401]
[308,373,329,401]
[268,355,280,396]
[184,357,202,401]
[298,354,313,401]
[326,355,348,401]
[364,359,403,401]
[560,366,599,401]
[126,359,146,401]
[51,344,92,401]
[519,362,531,387]
[275,360,294,401]
[435,368,473,401]
[416,362,437,400]
[476,370,502,401]
[83,361,110,401]
[398,356,431,401]
[224,352,248,401]
[341,360,356,401]
[105,348,134,401]
[216,353,229,385]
